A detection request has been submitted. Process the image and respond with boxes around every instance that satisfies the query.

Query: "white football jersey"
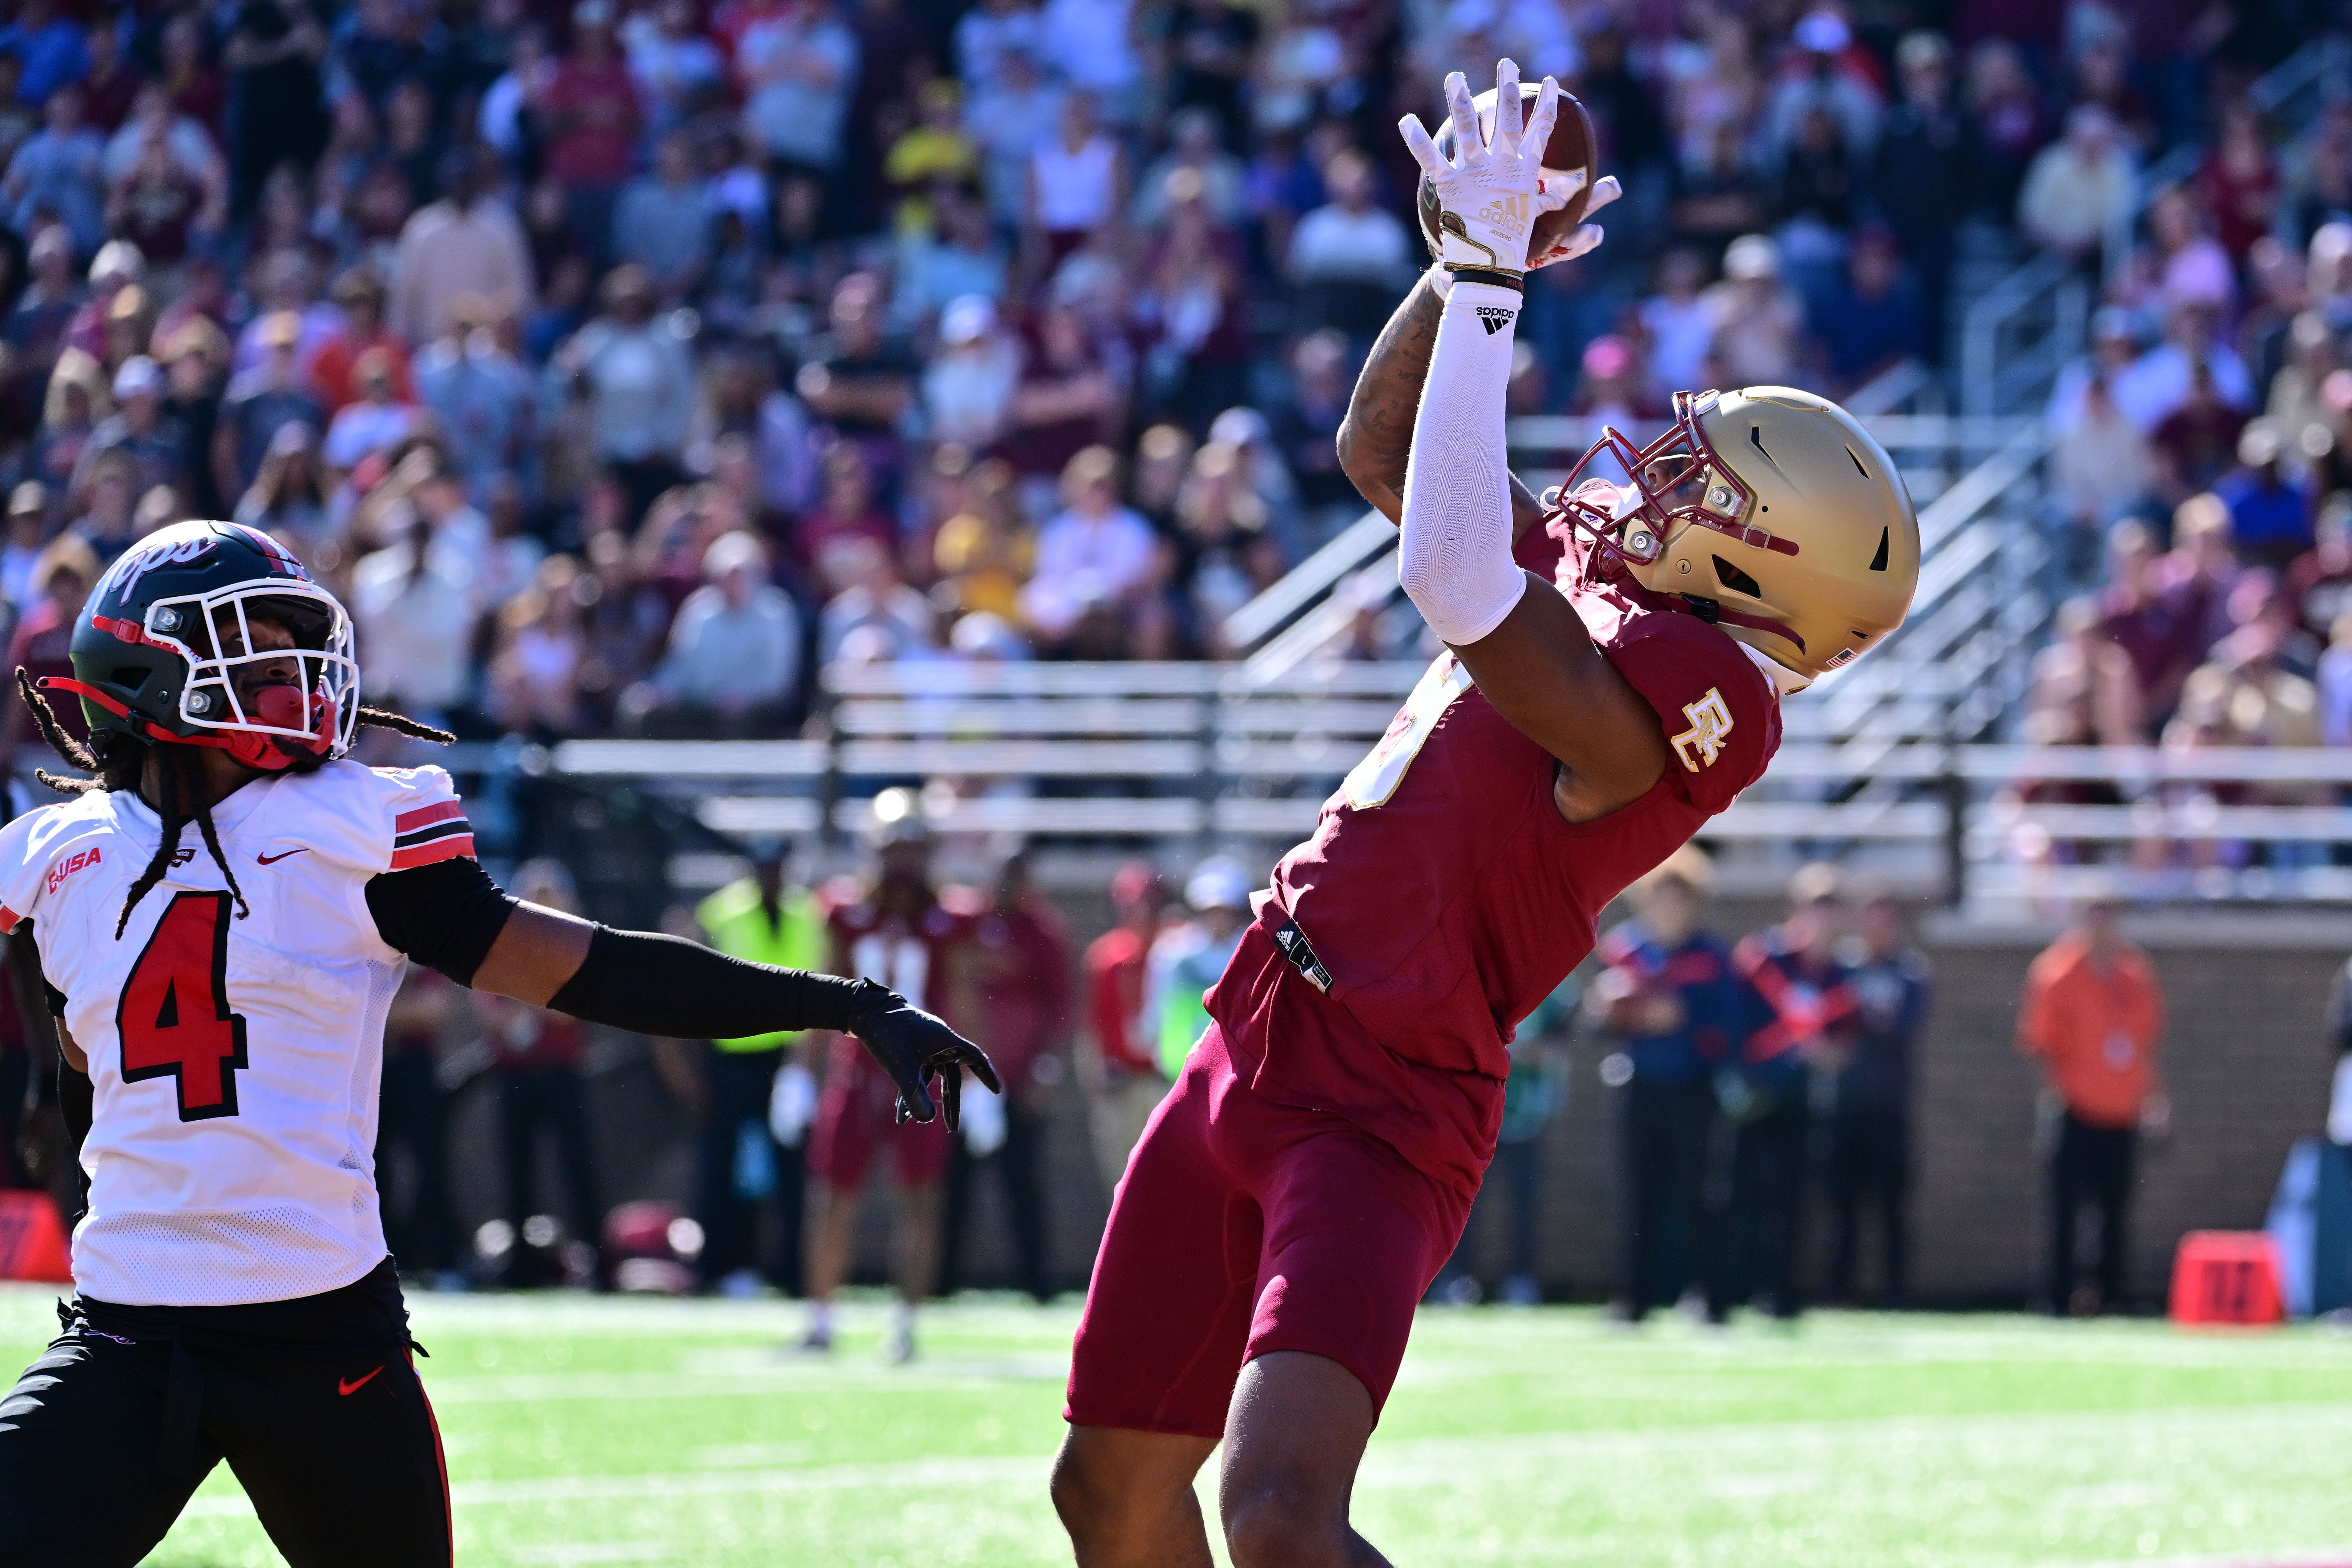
[0,760,476,1306]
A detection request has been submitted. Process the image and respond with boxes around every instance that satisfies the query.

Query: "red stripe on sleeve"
[388,834,476,871]
[393,800,466,835]
[0,904,19,934]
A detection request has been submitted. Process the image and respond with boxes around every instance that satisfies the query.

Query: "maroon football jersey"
[820,879,982,1079]
[1208,550,1781,1189]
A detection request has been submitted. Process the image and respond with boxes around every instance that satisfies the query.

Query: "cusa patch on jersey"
[45,846,102,894]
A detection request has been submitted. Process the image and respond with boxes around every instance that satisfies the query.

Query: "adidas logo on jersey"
[1475,306,1516,336]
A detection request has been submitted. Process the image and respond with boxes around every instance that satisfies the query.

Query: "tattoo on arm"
[1337,274,1442,524]
[1337,271,1550,539]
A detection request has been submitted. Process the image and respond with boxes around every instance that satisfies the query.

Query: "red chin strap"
[40,678,336,771]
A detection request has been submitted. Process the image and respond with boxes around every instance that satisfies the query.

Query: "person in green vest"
[691,836,824,1296]
[1147,857,1254,1079]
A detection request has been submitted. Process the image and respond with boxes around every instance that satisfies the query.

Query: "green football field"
[7,1287,2352,1568]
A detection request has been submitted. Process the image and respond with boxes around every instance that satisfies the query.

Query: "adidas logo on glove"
[1475,306,1516,335]
[1473,194,1530,240]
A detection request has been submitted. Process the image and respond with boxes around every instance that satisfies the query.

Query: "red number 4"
[119,891,248,1121]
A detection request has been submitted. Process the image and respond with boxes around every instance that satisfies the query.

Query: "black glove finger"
[895,1065,936,1124]
[956,1045,1004,1095]
[941,1066,963,1133]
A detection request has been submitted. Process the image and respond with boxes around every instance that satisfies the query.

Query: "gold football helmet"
[1549,386,1920,684]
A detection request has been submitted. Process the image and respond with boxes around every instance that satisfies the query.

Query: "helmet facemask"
[1549,390,1795,584]
[141,581,359,767]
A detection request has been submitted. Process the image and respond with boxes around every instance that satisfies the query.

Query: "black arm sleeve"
[365,856,520,986]
[545,923,875,1039]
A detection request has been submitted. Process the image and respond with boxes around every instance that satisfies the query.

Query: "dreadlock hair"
[15,669,456,939]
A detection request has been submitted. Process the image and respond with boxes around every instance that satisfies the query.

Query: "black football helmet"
[51,520,360,771]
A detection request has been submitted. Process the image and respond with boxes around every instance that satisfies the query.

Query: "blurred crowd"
[2032,141,2352,769]
[2023,201,2352,867]
[0,0,2320,744]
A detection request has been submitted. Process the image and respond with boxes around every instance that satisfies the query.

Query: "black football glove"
[844,980,1001,1130]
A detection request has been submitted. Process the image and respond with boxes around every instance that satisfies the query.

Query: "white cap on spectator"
[1185,856,1254,914]
[112,356,163,400]
[1896,30,1950,71]
[950,611,1028,661]
[1723,233,1780,282]
[702,530,768,580]
[2239,418,2285,467]
[89,239,144,287]
[1793,9,1850,53]
[939,295,997,348]
[1208,406,1271,450]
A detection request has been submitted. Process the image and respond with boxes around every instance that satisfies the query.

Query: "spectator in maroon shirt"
[542,0,643,264]
[0,532,95,771]
[2155,492,2244,658]
[942,847,1072,1303]
[77,23,140,135]
[2200,101,2280,265]
[2151,360,2249,508]
[793,444,898,593]
[2099,518,2206,733]
[996,301,1123,481]
[1079,859,1165,1192]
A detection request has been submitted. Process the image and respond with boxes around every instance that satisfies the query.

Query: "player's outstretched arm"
[369,868,999,1127]
[1394,63,1670,822]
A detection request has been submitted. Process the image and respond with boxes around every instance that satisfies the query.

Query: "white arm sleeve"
[1397,279,1529,647]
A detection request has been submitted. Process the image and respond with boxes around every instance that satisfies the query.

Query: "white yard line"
[173,1398,2352,1521]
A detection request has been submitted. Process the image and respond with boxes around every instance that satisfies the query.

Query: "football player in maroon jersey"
[1049,61,1920,1568]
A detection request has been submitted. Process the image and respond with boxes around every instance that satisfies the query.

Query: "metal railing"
[314,678,2352,908]
[1960,251,2089,420]
[541,704,2352,903]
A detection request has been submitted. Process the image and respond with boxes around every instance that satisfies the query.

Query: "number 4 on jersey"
[118,891,249,1121]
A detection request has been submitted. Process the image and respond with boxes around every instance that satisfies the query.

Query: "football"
[1415,81,1600,263]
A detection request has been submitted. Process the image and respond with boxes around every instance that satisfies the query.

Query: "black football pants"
[2050,1112,2137,1309]
[0,1318,451,1567]
[1617,1078,1716,1314]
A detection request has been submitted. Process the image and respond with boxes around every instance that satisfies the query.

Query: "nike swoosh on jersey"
[256,848,310,866]
[338,1366,384,1396]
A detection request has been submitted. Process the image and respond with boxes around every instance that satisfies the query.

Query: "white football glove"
[1401,60,1568,278]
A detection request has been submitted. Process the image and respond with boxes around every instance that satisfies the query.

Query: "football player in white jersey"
[0,521,998,1568]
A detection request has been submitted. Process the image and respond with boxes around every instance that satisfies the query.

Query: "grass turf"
[5,1287,2351,1567]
